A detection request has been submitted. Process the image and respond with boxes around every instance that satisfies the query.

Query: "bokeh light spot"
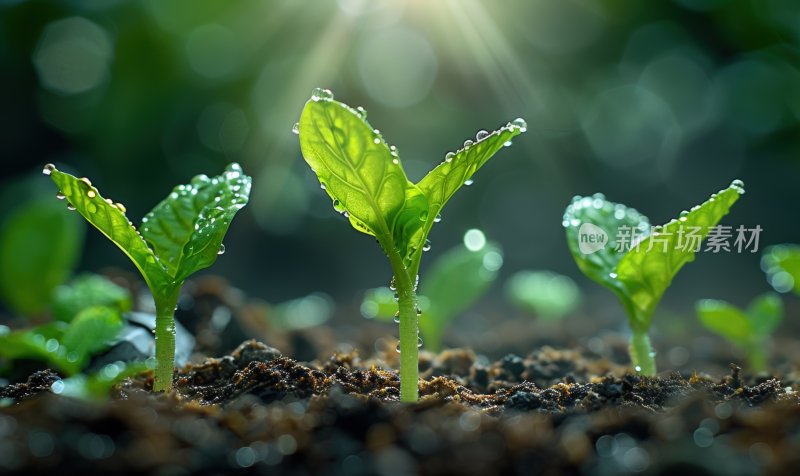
[186,24,240,79]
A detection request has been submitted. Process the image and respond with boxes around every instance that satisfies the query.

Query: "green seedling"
[296,88,525,401]
[43,163,251,391]
[49,360,154,401]
[361,229,503,352]
[696,293,782,372]
[762,244,800,295]
[506,270,582,321]
[564,181,745,375]
[0,274,131,375]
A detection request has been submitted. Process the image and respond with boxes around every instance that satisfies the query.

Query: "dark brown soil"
[1,340,799,475]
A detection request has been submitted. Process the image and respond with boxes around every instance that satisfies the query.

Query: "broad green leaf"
[0,198,84,315]
[746,292,783,336]
[61,306,124,368]
[616,184,742,327]
[506,270,582,320]
[413,122,524,271]
[360,287,397,321]
[52,274,131,322]
[762,244,800,295]
[140,163,251,283]
[298,97,415,248]
[696,299,751,346]
[563,193,650,295]
[47,166,171,292]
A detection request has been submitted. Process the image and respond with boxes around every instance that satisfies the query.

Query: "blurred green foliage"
[696,293,783,372]
[52,273,131,322]
[762,245,800,295]
[0,198,84,316]
[506,270,582,320]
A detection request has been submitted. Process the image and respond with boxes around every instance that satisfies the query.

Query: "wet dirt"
[2,339,799,475]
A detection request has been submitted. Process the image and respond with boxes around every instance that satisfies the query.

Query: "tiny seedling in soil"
[505,270,582,321]
[762,244,800,295]
[43,163,251,391]
[295,88,525,401]
[0,274,131,375]
[696,293,783,372]
[563,180,745,375]
[361,229,503,352]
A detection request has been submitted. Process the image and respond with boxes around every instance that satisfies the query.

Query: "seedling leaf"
[696,299,751,345]
[746,293,783,336]
[140,163,251,283]
[61,306,124,368]
[48,169,171,291]
[52,274,132,322]
[506,270,582,320]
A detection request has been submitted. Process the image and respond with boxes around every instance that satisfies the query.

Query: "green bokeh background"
[1,0,798,342]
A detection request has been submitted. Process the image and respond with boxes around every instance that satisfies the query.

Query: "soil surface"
[1,340,799,475]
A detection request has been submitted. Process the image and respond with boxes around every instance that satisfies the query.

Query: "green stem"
[628,331,656,376]
[386,246,419,402]
[153,287,180,392]
[746,342,767,373]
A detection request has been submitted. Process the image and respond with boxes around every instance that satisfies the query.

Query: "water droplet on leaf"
[422,240,431,252]
[311,88,334,102]
[356,106,367,119]
[464,179,474,186]
[445,152,455,163]
[56,191,65,200]
[463,139,474,148]
[218,244,226,255]
[476,130,489,141]
[42,163,56,175]
[512,117,527,132]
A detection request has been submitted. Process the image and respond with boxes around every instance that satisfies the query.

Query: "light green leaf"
[563,193,650,295]
[746,292,783,336]
[506,270,582,320]
[696,299,751,346]
[0,198,84,316]
[61,306,124,368]
[762,244,800,295]
[48,167,171,292]
[54,361,151,401]
[616,184,742,328]
[0,322,70,373]
[268,293,334,330]
[52,274,131,322]
[298,98,415,249]
[140,163,251,283]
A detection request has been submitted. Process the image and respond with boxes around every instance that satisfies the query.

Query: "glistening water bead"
[310,88,334,102]
[292,123,299,135]
[42,163,56,175]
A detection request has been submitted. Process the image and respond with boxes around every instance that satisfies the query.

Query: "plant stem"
[153,288,180,392]
[628,331,656,376]
[385,246,419,402]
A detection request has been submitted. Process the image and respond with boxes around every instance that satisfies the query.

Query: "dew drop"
[291,122,300,135]
[730,179,746,195]
[464,179,474,186]
[396,343,401,353]
[422,239,431,252]
[679,210,689,217]
[445,152,455,163]
[609,272,618,279]
[319,182,326,190]
[373,137,380,144]
[392,158,399,165]
[503,141,512,147]
[311,88,334,102]
[356,106,367,119]
[42,163,56,175]
[463,139,474,148]
[634,365,642,372]
[512,117,528,132]
[476,130,489,141]
[434,214,442,223]
[56,191,66,200]
[417,337,423,348]
[393,311,400,324]
[67,204,76,211]
[333,199,346,213]
[87,190,96,199]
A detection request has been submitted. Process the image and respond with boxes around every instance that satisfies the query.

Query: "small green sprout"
[505,270,582,321]
[361,229,503,352]
[762,244,800,295]
[296,89,525,401]
[43,163,251,391]
[696,293,783,372]
[563,180,745,375]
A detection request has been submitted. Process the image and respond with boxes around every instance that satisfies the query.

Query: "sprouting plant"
[696,293,782,372]
[0,274,131,375]
[361,229,503,352]
[43,163,251,391]
[295,89,525,401]
[563,180,745,376]
[505,270,582,321]
[762,244,800,295]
